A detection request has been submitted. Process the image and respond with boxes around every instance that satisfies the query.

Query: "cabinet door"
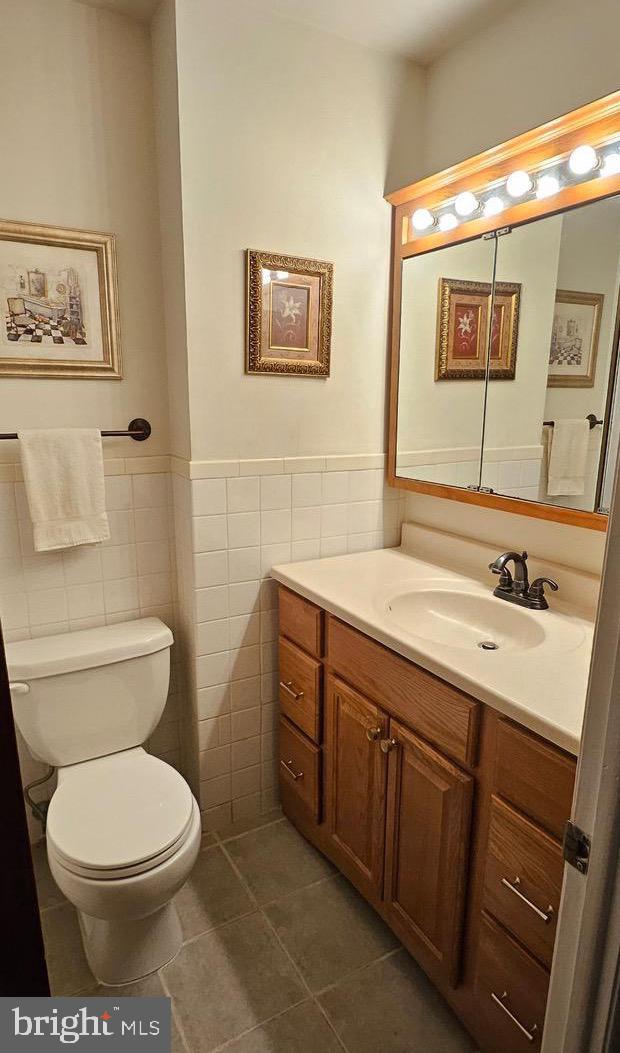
[324,674,388,899]
[383,719,473,986]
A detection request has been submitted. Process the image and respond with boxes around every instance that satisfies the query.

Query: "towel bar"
[0,418,151,441]
[543,413,603,430]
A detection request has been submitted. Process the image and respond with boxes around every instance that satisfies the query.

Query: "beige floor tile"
[174,845,254,940]
[161,913,305,1053]
[265,873,399,992]
[216,807,283,843]
[218,1000,343,1053]
[41,904,94,996]
[319,948,476,1053]
[225,819,334,905]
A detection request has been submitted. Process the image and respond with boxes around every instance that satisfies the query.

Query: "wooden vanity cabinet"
[277,585,576,1053]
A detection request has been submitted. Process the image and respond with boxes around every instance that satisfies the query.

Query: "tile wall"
[0,456,183,839]
[172,455,405,832]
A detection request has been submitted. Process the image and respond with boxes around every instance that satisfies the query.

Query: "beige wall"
[0,0,169,461]
[404,0,618,571]
[173,0,424,462]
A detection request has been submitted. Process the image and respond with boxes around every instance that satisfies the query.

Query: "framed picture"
[435,277,521,380]
[0,218,122,379]
[246,249,333,376]
[547,289,603,388]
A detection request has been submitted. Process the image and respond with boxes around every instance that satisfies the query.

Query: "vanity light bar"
[410,136,620,238]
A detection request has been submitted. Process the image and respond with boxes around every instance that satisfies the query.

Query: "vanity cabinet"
[277,585,576,1053]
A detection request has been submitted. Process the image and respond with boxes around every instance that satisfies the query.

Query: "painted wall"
[0,0,169,462]
[174,0,424,462]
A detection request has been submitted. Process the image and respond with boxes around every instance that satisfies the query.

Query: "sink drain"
[478,640,499,651]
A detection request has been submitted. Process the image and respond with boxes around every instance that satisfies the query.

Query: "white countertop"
[272,526,597,755]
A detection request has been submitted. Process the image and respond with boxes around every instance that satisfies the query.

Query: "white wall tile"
[260,509,291,544]
[105,475,131,511]
[260,542,291,577]
[227,512,260,549]
[196,618,230,655]
[260,475,291,510]
[196,651,230,689]
[292,506,321,541]
[322,471,349,504]
[195,585,229,622]
[229,612,260,648]
[132,473,169,509]
[321,504,348,537]
[227,476,259,513]
[62,547,102,586]
[134,507,169,542]
[292,473,322,508]
[67,583,105,620]
[291,539,321,561]
[102,544,137,580]
[27,588,68,626]
[193,515,227,553]
[232,736,261,771]
[194,551,228,587]
[231,676,261,711]
[228,547,260,583]
[228,580,261,616]
[137,539,171,575]
[197,684,231,720]
[231,707,261,741]
[103,577,140,614]
[192,478,227,516]
[320,536,347,557]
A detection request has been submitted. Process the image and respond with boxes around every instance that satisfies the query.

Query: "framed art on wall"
[435,276,521,380]
[547,289,603,387]
[246,249,333,376]
[0,218,122,379]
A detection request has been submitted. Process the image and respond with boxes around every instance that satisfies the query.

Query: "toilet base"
[79,902,183,986]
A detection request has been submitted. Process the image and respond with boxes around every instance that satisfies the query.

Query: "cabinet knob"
[380,737,398,754]
[366,726,382,742]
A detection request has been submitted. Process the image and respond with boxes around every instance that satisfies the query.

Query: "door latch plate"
[563,820,591,875]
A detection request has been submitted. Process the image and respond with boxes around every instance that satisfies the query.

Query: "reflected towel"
[546,419,590,496]
[18,429,110,551]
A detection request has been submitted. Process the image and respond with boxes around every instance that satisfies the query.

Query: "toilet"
[7,617,201,986]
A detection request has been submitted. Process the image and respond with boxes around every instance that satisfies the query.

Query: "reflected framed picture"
[435,276,521,380]
[0,218,122,379]
[547,289,603,388]
[246,249,333,376]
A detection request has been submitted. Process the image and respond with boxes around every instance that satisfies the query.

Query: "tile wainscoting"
[0,455,183,840]
[171,455,406,833]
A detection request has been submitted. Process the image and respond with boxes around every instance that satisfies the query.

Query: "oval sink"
[385,588,549,652]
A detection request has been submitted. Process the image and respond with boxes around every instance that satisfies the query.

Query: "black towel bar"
[0,418,151,441]
[543,413,603,430]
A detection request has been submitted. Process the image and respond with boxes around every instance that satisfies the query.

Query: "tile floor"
[33,813,476,1053]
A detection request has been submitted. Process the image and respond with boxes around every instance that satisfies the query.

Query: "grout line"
[257,869,338,910]
[175,907,259,953]
[212,814,285,846]
[159,968,192,1053]
[218,840,349,1053]
[313,945,403,999]
[207,996,311,1053]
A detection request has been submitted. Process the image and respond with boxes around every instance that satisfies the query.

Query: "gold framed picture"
[0,218,122,379]
[435,276,521,380]
[547,289,603,388]
[246,249,333,376]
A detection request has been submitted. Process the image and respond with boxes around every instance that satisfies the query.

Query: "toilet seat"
[47,748,194,881]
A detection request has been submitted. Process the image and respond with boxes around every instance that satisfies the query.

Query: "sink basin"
[384,587,550,652]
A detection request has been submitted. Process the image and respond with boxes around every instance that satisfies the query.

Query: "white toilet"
[7,617,201,986]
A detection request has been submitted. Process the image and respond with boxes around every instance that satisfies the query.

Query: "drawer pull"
[280,759,304,781]
[280,680,304,702]
[380,737,399,754]
[491,991,538,1043]
[366,725,382,742]
[501,876,554,924]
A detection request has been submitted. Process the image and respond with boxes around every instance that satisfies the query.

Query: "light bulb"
[506,170,533,198]
[536,174,560,199]
[483,195,505,218]
[438,213,458,232]
[568,144,598,175]
[600,152,620,177]
[411,208,434,232]
[454,191,479,217]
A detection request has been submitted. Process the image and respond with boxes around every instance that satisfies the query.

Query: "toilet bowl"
[46,748,201,985]
[7,617,200,986]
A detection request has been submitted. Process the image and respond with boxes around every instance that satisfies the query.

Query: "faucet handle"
[489,562,513,590]
[528,576,559,609]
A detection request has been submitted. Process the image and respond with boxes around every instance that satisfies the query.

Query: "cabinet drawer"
[495,720,576,840]
[475,913,549,1053]
[279,586,323,658]
[278,717,320,819]
[326,616,479,766]
[279,637,322,743]
[482,796,564,968]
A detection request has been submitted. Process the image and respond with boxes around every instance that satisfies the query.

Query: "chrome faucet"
[488,551,558,610]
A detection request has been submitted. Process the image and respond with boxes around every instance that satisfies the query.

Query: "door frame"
[543,441,620,1052]
[0,620,49,995]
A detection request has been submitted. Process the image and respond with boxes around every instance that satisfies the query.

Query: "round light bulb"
[438,213,458,232]
[600,152,620,177]
[454,191,479,217]
[536,173,560,199]
[483,195,505,218]
[506,170,533,198]
[568,144,598,175]
[411,208,434,232]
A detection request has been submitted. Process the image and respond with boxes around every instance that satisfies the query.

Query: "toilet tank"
[7,618,174,767]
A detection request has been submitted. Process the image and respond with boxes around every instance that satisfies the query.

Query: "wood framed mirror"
[386,91,620,531]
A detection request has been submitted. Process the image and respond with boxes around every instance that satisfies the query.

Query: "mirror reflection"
[395,194,620,515]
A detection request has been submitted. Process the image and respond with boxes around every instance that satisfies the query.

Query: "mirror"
[483,197,620,513]
[396,236,496,490]
[394,194,620,518]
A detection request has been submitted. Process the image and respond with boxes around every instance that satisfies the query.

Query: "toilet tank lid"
[6,618,173,680]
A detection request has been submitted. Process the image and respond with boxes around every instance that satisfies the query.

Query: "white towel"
[18,429,110,551]
[546,419,590,496]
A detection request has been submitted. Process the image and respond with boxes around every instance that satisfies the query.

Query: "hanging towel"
[18,429,110,551]
[546,418,590,497]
